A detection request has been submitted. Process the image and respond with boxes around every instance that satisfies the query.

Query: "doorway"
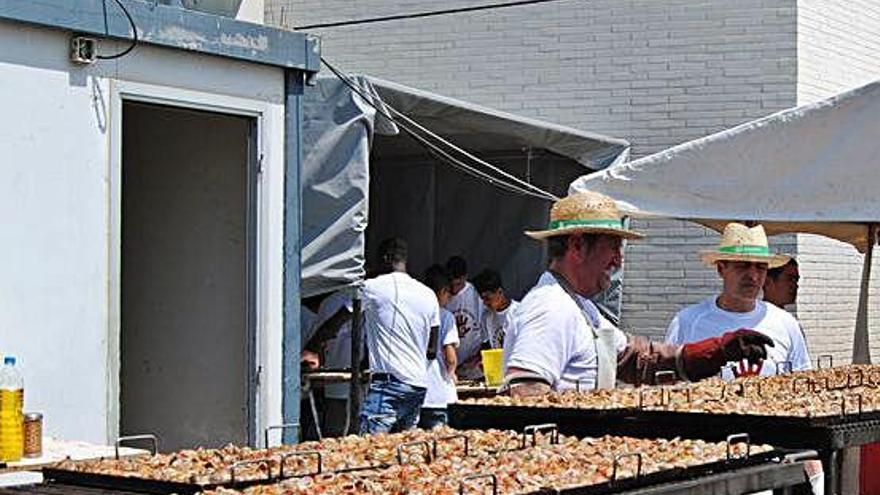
[120,101,258,450]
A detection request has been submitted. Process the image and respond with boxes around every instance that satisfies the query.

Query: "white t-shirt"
[313,292,359,400]
[447,282,485,366]
[665,297,811,377]
[481,300,520,349]
[504,272,627,391]
[423,309,460,409]
[362,272,441,388]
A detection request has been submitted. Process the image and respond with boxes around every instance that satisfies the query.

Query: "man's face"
[718,260,768,302]
[450,276,467,296]
[765,263,799,306]
[575,234,623,296]
[479,288,506,312]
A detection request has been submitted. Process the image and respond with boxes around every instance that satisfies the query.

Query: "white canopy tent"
[570,80,880,364]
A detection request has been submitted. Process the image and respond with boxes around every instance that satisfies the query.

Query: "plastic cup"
[481,349,504,387]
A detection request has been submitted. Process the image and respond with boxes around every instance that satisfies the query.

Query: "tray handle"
[666,385,691,405]
[791,376,811,394]
[459,473,497,495]
[638,387,664,409]
[612,452,642,480]
[115,434,158,459]
[654,370,676,386]
[817,354,834,369]
[433,434,470,459]
[573,366,598,392]
[811,376,830,393]
[775,361,793,375]
[848,369,865,388]
[279,450,323,479]
[726,433,751,460]
[521,423,559,449]
[397,440,432,465]
[841,393,864,416]
[229,458,274,484]
[264,423,300,448]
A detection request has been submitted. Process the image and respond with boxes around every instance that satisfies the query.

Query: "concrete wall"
[0,20,287,443]
[267,0,799,339]
[795,0,880,364]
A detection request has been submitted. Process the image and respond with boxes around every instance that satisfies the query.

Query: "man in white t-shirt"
[359,238,440,434]
[445,256,485,381]
[504,191,775,397]
[473,269,518,350]
[665,223,811,377]
[419,265,460,429]
[665,223,821,495]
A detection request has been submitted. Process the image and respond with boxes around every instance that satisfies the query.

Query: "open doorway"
[120,101,258,450]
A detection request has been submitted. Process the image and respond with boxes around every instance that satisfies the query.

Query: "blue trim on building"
[282,69,305,443]
[0,0,320,71]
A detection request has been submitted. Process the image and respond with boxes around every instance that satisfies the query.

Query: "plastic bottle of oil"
[0,356,24,462]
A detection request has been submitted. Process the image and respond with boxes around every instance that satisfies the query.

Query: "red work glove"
[680,328,775,381]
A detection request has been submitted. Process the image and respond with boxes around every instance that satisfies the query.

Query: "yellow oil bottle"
[0,356,24,462]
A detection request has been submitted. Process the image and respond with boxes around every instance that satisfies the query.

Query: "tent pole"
[852,223,877,365]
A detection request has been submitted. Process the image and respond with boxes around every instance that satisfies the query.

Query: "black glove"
[681,328,775,381]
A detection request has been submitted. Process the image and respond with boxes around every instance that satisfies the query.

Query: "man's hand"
[720,328,775,364]
[681,328,774,381]
[301,350,320,370]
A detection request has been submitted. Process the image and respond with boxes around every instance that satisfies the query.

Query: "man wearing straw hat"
[503,191,775,397]
[666,224,821,494]
[665,222,811,377]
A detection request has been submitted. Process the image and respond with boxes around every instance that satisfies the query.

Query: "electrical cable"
[294,0,576,30]
[98,0,138,60]
[321,57,559,202]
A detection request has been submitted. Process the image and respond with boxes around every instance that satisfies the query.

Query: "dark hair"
[473,269,503,293]
[422,264,451,293]
[766,257,798,280]
[445,255,468,278]
[547,233,601,261]
[377,238,408,269]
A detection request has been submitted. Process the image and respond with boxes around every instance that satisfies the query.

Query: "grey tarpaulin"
[301,75,629,299]
[570,79,880,363]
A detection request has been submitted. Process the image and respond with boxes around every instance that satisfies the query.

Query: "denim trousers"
[358,376,427,435]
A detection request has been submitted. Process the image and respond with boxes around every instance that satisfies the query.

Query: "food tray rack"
[5,450,810,495]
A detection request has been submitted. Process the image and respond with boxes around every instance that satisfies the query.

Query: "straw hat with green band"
[525,191,644,240]
[700,223,791,268]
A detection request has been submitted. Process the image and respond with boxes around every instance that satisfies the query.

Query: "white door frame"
[107,80,285,446]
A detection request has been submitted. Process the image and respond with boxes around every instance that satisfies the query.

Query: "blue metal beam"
[0,0,320,71]
[282,69,305,442]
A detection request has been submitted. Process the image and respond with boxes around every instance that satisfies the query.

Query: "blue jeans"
[418,408,448,429]
[358,376,427,435]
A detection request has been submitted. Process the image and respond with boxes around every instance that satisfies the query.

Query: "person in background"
[763,258,799,309]
[504,191,773,397]
[472,269,519,350]
[419,265,460,429]
[359,238,439,434]
[445,256,485,381]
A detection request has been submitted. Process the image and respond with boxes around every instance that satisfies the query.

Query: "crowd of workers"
[298,189,821,493]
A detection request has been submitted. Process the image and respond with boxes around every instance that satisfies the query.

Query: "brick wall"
[794,0,880,364]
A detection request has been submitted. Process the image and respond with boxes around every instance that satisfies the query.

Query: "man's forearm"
[616,335,683,386]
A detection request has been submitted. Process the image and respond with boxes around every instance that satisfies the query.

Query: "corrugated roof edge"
[0,0,320,71]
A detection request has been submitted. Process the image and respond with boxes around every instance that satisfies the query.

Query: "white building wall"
[268,0,799,339]
[0,20,287,443]
[795,0,880,365]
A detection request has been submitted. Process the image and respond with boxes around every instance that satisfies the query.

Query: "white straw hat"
[700,223,791,268]
[525,191,644,240]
